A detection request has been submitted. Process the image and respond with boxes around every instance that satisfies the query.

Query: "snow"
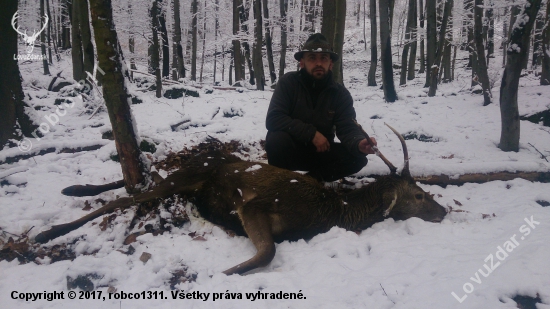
[2,26,550,309]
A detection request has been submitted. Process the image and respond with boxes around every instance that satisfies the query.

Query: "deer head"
[11,11,49,54]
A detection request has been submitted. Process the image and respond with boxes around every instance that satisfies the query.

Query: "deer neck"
[332,179,395,231]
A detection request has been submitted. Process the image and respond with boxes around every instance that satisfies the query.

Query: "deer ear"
[382,190,398,217]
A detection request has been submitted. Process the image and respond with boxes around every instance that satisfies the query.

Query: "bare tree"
[252,0,265,89]
[418,0,425,73]
[158,0,170,78]
[541,0,550,85]
[279,0,288,79]
[88,0,150,193]
[407,0,418,81]
[427,0,452,97]
[151,0,162,97]
[233,0,245,84]
[424,0,436,87]
[191,0,198,81]
[40,0,50,75]
[172,0,186,80]
[71,0,84,80]
[367,0,377,86]
[239,1,255,85]
[0,0,38,146]
[472,0,492,105]
[321,0,346,85]
[263,0,277,83]
[62,0,71,49]
[499,0,543,152]
[400,0,417,85]
[532,12,544,68]
[379,0,397,101]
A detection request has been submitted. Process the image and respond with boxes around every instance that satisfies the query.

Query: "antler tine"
[384,123,411,178]
[39,15,49,34]
[11,12,26,37]
[353,119,397,174]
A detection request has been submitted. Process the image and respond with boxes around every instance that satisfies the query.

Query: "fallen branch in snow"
[414,171,550,186]
[0,144,106,165]
[528,143,549,162]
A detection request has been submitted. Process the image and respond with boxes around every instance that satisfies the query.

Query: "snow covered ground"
[2,35,550,308]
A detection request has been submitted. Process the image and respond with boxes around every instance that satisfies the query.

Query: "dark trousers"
[265,131,368,182]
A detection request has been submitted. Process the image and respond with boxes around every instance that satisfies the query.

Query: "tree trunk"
[71,0,84,80]
[151,0,162,97]
[367,0,377,86]
[89,0,150,193]
[0,0,37,146]
[62,0,71,49]
[158,3,170,78]
[418,0,425,73]
[473,0,492,105]
[279,0,288,79]
[333,0,346,84]
[239,2,255,85]
[407,0,418,80]
[263,0,277,83]
[486,5,494,58]
[78,0,94,76]
[233,0,245,84]
[379,0,397,101]
[252,0,265,90]
[191,0,198,81]
[499,0,543,152]
[502,7,508,66]
[321,0,346,85]
[541,0,550,85]
[46,0,53,64]
[442,40,452,82]
[213,0,219,84]
[424,0,436,87]
[173,0,185,80]
[199,1,206,82]
[427,0,452,96]
[40,0,50,75]
[400,0,416,85]
[532,13,544,68]
[129,1,137,74]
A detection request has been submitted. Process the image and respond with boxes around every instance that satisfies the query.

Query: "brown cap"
[294,33,339,61]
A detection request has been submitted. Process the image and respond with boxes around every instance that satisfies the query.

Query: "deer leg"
[223,208,276,275]
[61,180,125,197]
[35,197,134,243]
[36,173,208,243]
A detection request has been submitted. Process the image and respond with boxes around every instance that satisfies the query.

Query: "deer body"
[35,126,447,275]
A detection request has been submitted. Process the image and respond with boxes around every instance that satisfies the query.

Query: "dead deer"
[35,125,447,275]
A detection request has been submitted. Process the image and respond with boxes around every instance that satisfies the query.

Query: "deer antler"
[11,12,28,39]
[384,123,411,179]
[353,119,397,174]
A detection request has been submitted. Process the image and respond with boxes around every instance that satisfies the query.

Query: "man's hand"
[358,137,377,154]
[312,131,330,152]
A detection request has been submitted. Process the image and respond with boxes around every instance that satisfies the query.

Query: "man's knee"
[265,131,297,167]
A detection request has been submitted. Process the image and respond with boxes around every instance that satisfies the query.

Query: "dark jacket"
[266,69,366,157]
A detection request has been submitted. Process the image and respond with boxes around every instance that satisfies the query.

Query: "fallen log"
[413,171,550,186]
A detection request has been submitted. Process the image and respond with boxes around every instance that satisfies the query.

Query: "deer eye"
[415,193,424,200]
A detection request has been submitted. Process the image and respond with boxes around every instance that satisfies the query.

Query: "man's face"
[299,52,333,80]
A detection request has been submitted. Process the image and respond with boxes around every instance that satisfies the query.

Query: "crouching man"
[265,33,377,182]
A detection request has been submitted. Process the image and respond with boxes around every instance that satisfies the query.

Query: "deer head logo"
[11,11,49,54]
